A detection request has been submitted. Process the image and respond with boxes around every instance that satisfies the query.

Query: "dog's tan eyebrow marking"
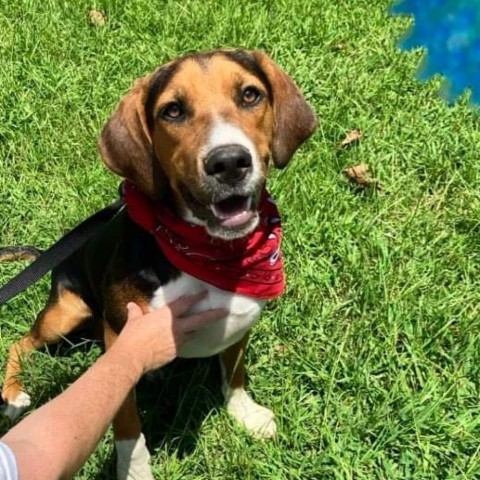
[145,62,180,131]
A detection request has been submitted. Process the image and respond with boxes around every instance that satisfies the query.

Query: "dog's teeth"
[211,204,226,219]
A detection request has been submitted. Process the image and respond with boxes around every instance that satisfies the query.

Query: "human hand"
[112,292,227,375]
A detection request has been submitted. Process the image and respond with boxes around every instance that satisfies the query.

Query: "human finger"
[180,308,228,334]
[168,291,208,317]
[126,302,144,321]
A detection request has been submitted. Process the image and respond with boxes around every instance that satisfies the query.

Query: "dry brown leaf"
[340,128,363,149]
[0,246,41,263]
[343,164,381,189]
[273,344,289,355]
[88,9,106,27]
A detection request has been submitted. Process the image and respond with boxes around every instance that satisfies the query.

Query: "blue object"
[392,0,480,105]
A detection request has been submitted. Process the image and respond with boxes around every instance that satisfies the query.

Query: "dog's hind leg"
[2,286,92,420]
[220,332,277,439]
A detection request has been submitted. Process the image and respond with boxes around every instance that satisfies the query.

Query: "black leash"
[0,198,124,307]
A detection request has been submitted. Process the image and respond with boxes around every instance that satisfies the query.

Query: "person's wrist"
[105,339,146,382]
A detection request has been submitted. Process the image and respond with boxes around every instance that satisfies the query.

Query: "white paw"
[225,388,277,439]
[2,392,31,421]
[116,433,154,480]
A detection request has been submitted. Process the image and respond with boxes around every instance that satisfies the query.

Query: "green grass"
[2,0,480,478]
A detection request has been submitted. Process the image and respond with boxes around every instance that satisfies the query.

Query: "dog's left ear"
[252,51,317,168]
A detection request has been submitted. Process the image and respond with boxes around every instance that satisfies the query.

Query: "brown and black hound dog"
[1,49,316,479]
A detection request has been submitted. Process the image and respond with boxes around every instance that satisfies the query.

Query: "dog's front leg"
[104,326,154,480]
[220,332,276,439]
[113,390,153,480]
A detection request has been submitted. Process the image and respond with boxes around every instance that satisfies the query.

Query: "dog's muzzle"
[202,144,258,229]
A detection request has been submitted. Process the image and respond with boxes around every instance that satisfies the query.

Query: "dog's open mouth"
[210,195,255,228]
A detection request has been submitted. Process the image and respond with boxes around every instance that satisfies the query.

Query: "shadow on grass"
[0,329,223,479]
[94,357,223,480]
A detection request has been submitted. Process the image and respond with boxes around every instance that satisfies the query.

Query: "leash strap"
[0,198,124,307]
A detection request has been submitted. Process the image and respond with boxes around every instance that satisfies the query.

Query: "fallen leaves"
[273,344,289,355]
[88,9,106,27]
[339,128,363,149]
[343,164,382,190]
[0,246,41,263]
[338,128,382,191]
[333,42,348,52]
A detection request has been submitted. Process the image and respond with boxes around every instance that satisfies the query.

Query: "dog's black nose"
[204,145,252,184]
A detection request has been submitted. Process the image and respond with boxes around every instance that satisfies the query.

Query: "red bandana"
[123,181,285,299]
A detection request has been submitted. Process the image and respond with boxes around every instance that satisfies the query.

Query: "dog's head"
[99,50,316,240]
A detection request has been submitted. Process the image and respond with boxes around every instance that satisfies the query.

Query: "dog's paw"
[1,391,31,421]
[116,433,154,480]
[225,388,277,439]
[238,402,277,439]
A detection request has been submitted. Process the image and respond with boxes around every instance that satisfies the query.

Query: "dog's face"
[99,50,316,239]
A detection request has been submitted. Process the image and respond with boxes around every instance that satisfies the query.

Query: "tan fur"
[105,282,152,334]
[2,289,92,403]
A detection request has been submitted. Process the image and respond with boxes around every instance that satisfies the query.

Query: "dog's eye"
[161,102,185,121]
[242,86,262,106]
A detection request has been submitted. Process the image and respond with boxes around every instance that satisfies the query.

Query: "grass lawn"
[2,0,480,478]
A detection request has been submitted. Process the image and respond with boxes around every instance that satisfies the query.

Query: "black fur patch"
[220,50,273,100]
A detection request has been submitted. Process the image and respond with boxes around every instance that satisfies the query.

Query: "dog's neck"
[122,180,285,299]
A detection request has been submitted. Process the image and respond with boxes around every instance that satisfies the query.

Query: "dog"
[1,49,316,479]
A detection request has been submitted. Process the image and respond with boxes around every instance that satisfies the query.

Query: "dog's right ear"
[98,75,166,200]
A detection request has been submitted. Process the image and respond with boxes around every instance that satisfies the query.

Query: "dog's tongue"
[211,196,255,227]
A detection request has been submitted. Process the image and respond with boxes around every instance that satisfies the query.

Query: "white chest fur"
[149,273,265,358]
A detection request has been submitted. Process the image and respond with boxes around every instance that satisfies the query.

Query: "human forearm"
[1,294,225,480]
[3,345,141,480]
